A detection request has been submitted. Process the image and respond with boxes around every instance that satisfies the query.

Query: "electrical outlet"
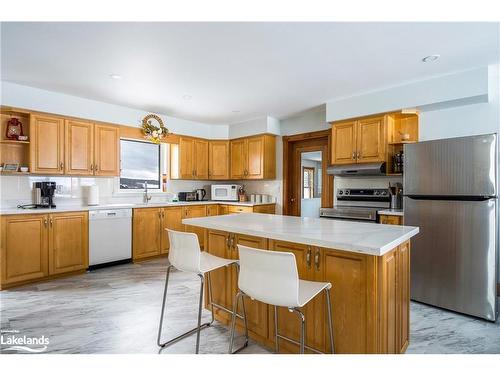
[56,184,64,194]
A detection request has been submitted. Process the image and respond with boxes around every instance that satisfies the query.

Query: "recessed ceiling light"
[109,74,122,80]
[232,110,240,113]
[422,55,440,63]
[182,95,192,100]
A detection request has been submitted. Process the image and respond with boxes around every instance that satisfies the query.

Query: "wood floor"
[1,258,499,354]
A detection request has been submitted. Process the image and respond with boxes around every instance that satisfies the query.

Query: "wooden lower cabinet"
[0,212,89,289]
[49,212,89,275]
[183,205,207,249]
[160,207,184,254]
[253,204,276,214]
[132,208,162,260]
[218,204,276,215]
[379,214,403,225]
[206,205,219,216]
[1,214,49,286]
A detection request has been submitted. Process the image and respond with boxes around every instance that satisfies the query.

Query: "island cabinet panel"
[267,240,326,354]
[231,234,269,340]
[205,230,234,319]
[322,248,376,353]
[132,208,162,260]
[160,207,184,254]
[0,214,49,286]
[48,212,89,275]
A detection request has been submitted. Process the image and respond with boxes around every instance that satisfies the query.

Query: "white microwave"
[211,184,241,201]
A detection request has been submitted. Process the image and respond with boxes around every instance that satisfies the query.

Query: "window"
[303,167,314,199]
[120,139,160,190]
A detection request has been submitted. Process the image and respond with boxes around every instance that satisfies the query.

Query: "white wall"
[280,105,328,136]
[326,67,490,122]
[1,81,228,138]
[419,65,499,141]
[227,116,281,139]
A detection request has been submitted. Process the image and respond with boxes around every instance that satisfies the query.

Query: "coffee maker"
[33,182,57,208]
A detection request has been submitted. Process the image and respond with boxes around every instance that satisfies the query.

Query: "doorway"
[283,129,333,216]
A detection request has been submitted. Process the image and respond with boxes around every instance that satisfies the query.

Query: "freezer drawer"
[404,134,497,197]
[404,197,498,321]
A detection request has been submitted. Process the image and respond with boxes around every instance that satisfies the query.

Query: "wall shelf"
[0,140,30,145]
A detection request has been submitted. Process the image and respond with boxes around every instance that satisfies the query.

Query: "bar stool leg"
[293,308,306,354]
[157,265,173,347]
[325,288,335,354]
[207,272,215,325]
[195,274,205,354]
[274,305,280,353]
[228,290,249,354]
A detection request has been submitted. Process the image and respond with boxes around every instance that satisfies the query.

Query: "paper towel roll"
[88,185,99,206]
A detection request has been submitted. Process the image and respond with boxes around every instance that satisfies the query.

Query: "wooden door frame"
[282,129,333,216]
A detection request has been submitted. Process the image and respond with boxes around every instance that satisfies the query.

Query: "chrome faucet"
[143,181,152,204]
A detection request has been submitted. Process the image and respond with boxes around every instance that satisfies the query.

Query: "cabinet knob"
[357,152,361,159]
[95,164,98,172]
[306,247,312,268]
[60,162,64,170]
[90,164,94,171]
[44,218,48,227]
[352,151,356,160]
[50,218,53,227]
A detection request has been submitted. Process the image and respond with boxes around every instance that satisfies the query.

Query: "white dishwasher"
[89,208,132,269]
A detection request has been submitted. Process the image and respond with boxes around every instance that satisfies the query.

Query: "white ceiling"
[1,22,499,124]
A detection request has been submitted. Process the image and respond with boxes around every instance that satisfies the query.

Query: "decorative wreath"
[141,114,169,144]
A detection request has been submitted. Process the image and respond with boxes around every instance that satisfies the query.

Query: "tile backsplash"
[0,175,282,212]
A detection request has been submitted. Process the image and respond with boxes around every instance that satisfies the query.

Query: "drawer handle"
[306,247,312,269]
[314,248,320,271]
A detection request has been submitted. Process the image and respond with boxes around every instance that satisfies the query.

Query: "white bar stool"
[157,229,248,354]
[229,245,334,354]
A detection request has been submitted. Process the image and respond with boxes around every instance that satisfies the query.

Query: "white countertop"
[377,209,404,217]
[0,200,275,216]
[183,213,419,256]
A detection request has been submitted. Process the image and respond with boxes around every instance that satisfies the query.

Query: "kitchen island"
[182,213,419,354]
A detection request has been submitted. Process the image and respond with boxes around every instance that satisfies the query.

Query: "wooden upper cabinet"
[94,124,120,176]
[178,137,195,179]
[30,114,65,174]
[230,135,276,180]
[172,137,210,180]
[247,136,264,179]
[194,139,209,179]
[331,116,387,165]
[1,214,49,285]
[331,120,357,165]
[208,140,230,180]
[48,212,88,275]
[356,117,386,163]
[65,119,94,175]
[230,138,247,179]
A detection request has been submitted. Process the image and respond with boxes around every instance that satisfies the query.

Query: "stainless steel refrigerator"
[404,134,498,321]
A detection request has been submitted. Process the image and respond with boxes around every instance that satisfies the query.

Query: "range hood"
[327,162,386,176]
